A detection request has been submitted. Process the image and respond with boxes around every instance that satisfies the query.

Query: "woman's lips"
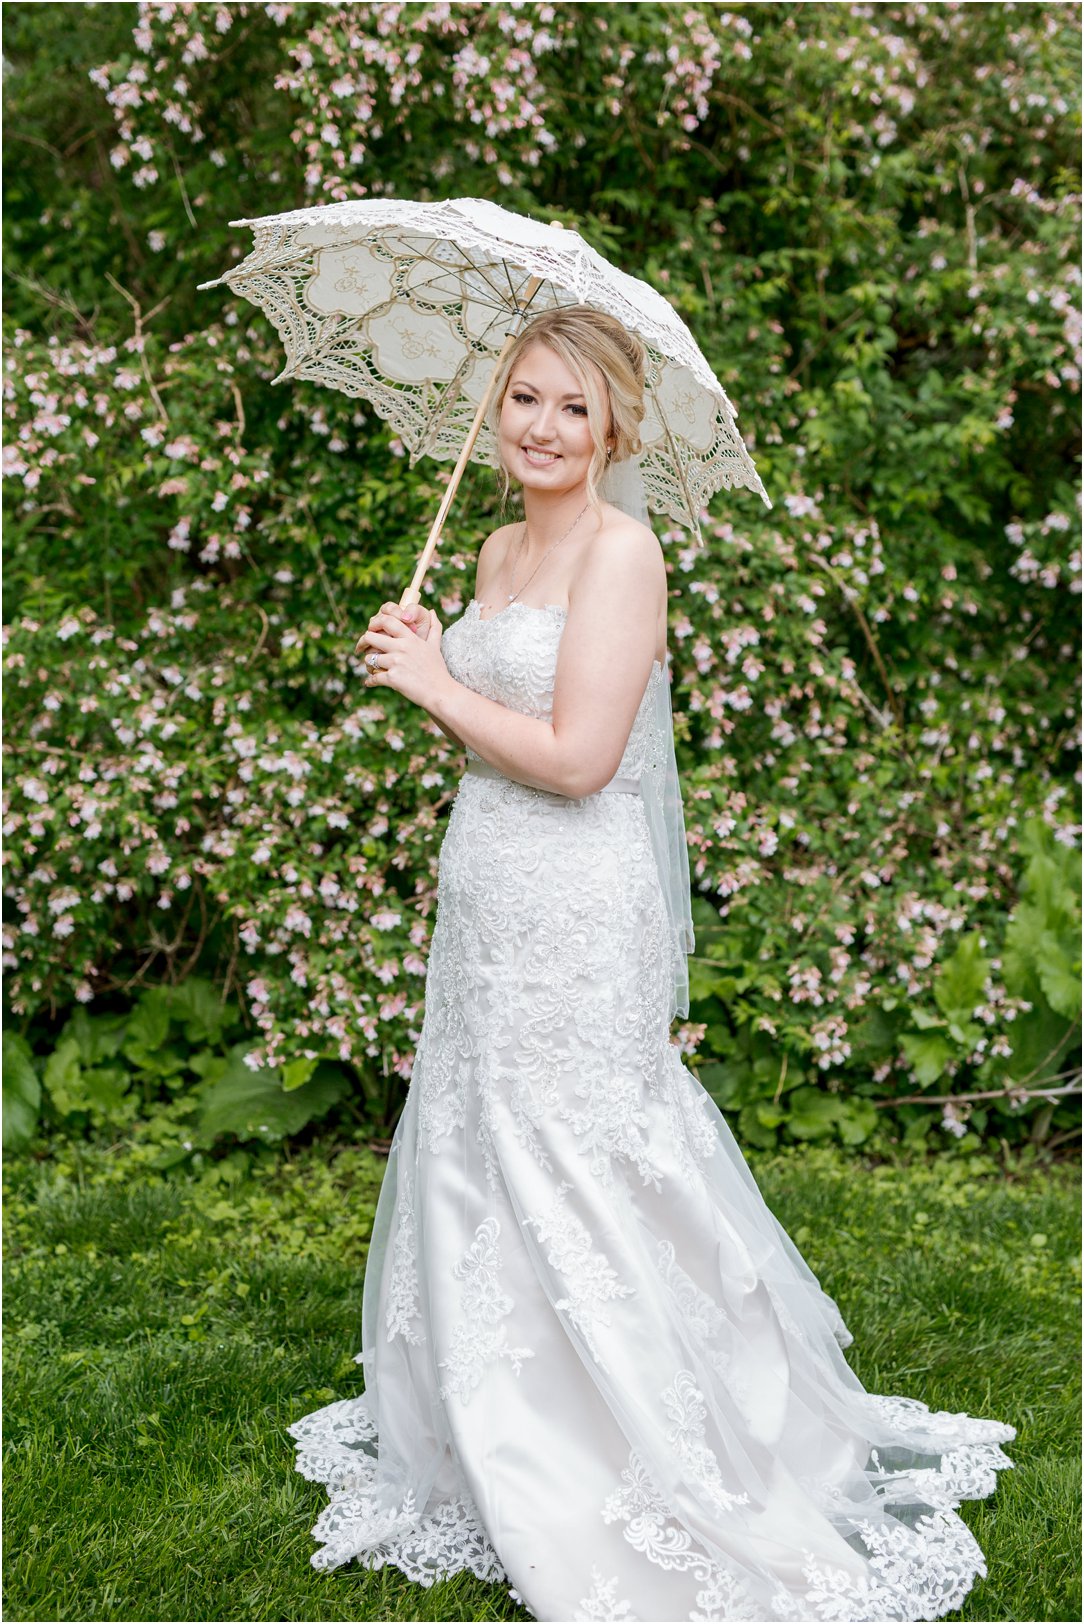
[521,446,561,464]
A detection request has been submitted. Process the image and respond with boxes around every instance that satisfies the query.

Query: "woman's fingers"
[356,604,430,654]
[355,610,409,655]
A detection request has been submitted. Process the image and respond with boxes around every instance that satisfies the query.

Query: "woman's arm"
[428,521,665,799]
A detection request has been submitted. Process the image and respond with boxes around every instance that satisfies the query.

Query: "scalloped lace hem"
[287,1389,1015,1620]
[287,1391,506,1585]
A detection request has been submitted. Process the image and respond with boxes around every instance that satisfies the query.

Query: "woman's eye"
[511,392,535,405]
[566,404,588,416]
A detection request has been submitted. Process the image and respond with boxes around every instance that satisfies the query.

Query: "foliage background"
[3,0,1081,1168]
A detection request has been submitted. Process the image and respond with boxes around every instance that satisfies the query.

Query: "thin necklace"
[507,502,589,604]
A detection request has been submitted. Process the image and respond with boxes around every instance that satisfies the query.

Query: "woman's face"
[498,341,608,497]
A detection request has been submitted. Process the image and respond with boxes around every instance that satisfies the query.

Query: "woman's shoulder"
[474,521,521,596]
[479,520,522,552]
[578,503,665,587]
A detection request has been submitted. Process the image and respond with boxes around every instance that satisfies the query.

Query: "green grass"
[3,1139,1080,1622]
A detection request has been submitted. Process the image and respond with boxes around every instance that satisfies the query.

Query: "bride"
[288,306,1015,1622]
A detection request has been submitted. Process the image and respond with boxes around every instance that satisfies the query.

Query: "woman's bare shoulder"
[574,505,665,595]
[479,520,522,553]
[475,520,521,594]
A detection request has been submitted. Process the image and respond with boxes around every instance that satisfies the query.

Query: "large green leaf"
[61,1007,127,1067]
[899,1031,954,1088]
[42,1037,85,1117]
[834,1097,879,1146]
[785,1086,839,1141]
[168,978,234,1046]
[737,1102,778,1150]
[2,1032,41,1151]
[121,988,173,1068]
[687,961,741,1003]
[196,1047,350,1145]
[39,1035,132,1124]
[933,933,989,1028]
[282,1055,319,1093]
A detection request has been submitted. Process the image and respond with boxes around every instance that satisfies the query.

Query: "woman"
[288,307,1015,1622]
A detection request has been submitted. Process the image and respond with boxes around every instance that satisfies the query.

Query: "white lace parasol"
[200,196,772,541]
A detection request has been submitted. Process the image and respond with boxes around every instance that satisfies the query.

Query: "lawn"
[3,1138,1080,1623]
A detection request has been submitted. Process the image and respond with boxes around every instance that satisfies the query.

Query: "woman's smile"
[520,445,562,465]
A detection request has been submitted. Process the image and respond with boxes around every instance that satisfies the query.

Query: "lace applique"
[602,1450,719,1579]
[865,1392,1017,1447]
[667,1054,723,1169]
[690,1564,764,1621]
[576,1567,639,1621]
[662,1369,753,1515]
[560,1068,667,1191]
[287,1393,505,1582]
[523,1180,634,1369]
[384,1160,423,1345]
[437,1217,535,1403]
[470,1033,565,1194]
[875,1445,1016,1511]
[654,1241,756,1421]
[769,1509,993,1622]
[598,1447,762,1619]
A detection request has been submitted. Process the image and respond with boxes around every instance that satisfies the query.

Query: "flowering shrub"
[3,1,1080,1155]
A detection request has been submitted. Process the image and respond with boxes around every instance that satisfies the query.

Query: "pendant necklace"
[507,502,589,604]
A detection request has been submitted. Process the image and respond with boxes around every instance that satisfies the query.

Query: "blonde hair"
[487,306,646,519]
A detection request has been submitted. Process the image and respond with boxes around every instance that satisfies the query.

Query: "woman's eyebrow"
[509,379,586,401]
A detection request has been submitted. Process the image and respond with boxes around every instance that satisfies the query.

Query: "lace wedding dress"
[288,599,1016,1622]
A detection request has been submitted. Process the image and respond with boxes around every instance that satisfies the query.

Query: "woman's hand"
[354,601,451,708]
[354,600,433,648]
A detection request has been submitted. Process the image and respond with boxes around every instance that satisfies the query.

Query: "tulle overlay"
[289,601,1015,1621]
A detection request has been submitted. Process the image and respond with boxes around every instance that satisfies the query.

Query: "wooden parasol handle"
[398,273,544,610]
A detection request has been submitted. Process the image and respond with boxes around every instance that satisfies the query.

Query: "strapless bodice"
[440,599,667,786]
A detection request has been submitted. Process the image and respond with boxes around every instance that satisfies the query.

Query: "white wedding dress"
[288,599,1016,1622]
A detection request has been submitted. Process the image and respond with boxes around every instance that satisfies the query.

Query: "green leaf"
[122,988,173,1066]
[933,933,989,1027]
[687,961,740,1003]
[282,1055,319,1093]
[42,1037,86,1116]
[900,1031,954,1088]
[737,1102,778,1150]
[168,978,233,1045]
[834,1098,878,1146]
[1035,938,1082,1020]
[786,1086,839,1140]
[697,1062,744,1110]
[81,1066,131,1117]
[61,1008,127,1067]
[196,1047,349,1144]
[3,1032,41,1151]
[754,1101,788,1131]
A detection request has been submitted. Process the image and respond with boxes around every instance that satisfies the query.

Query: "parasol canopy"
[200,195,772,553]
